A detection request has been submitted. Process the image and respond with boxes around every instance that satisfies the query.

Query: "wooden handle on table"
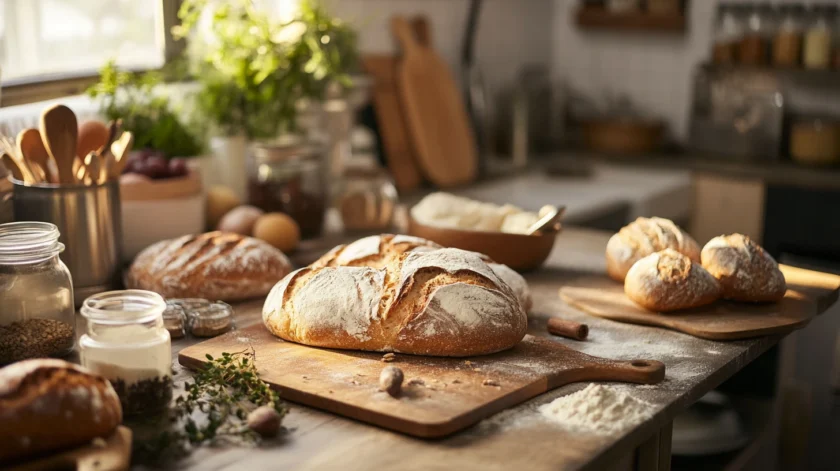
[391,16,420,53]
[547,318,589,341]
[588,359,666,385]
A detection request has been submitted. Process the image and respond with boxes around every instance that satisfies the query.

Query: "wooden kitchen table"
[129,227,839,471]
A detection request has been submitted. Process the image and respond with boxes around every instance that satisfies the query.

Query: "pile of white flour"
[539,384,654,435]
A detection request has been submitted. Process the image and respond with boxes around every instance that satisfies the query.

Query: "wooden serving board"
[9,426,132,471]
[179,325,665,438]
[392,16,477,188]
[560,264,840,340]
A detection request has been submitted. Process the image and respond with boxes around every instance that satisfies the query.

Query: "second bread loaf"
[625,249,721,312]
[606,217,700,282]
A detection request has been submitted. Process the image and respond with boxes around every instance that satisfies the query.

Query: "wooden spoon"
[77,120,110,159]
[1,153,24,181]
[108,131,134,179]
[83,152,102,186]
[40,104,79,185]
[16,129,49,183]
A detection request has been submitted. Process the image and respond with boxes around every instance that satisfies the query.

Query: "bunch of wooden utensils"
[0,104,134,186]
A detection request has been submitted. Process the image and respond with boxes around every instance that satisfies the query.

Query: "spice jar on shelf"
[0,222,74,365]
[247,137,327,239]
[803,5,836,70]
[712,4,744,65]
[773,4,805,67]
[337,156,398,232]
[79,290,172,417]
[739,3,775,66]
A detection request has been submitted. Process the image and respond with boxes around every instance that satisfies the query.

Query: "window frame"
[0,0,184,107]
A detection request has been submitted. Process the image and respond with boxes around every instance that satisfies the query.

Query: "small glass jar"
[338,157,399,232]
[162,303,187,339]
[0,222,74,365]
[188,301,234,338]
[804,5,836,69]
[247,136,327,239]
[712,5,743,65]
[79,290,172,417]
[773,5,805,67]
[739,3,774,66]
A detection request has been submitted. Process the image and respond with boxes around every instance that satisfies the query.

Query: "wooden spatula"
[83,152,102,185]
[109,131,134,179]
[16,128,52,183]
[40,104,79,185]
[1,153,25,181]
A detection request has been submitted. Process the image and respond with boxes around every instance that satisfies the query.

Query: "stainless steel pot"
[12,179,123,305]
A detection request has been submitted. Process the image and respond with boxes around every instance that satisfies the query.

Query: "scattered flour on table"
[539,384,654,435]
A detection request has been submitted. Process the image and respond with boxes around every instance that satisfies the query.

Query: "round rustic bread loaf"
[701,234,786,302]
[263,240,528,356]
[126,231,293,302]
[311,234,533,311]
[0,359,122,463]
[606,217,700,282]
[624,249,721,312]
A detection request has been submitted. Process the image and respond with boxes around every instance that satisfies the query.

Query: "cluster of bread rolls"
[607,217,787,312]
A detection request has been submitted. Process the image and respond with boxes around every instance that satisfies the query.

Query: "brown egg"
[206,186,241,230]
[217,205,264,235]
[253,213,300,253]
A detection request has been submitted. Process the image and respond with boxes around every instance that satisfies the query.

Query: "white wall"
[327,0,555,100]
[550,0,718,141]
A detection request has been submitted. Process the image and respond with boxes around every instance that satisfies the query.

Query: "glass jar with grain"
[739,3,775,66]
[773,5,805,67]
[0,222,74,365]
[79,290,172,417]
[803,5,836,70]
[712,4,744,65]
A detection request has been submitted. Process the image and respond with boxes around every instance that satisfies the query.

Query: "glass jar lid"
[0,221,64,264]
[251,135,324,164]
[81,290,166,325]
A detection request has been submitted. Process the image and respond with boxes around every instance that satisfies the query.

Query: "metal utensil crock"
[12,179,123,305]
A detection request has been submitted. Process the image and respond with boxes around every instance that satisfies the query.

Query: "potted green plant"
[174,0,360,200]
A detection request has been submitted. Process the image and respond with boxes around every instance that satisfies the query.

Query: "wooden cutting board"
[392,16,478,188]
[179,325,664,438]
[363,17,429,192]
[560,264,840,340]
[9,426,132,471]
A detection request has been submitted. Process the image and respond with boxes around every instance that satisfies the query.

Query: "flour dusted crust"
[0,359,122,462]
[263,242,527,356]
[606,217,700,282]
[310,234,532,311]
[624,249,721,312]
[126,231,293,302]
[701,234,786,302]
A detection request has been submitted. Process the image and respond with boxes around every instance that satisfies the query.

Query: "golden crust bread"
[624,249,721,312]
[312,234,533,311]
[0,359,122,463]
[606,217,700,282]
[701,234,786,302]
[126,231,292,302]
[263,239,527,357]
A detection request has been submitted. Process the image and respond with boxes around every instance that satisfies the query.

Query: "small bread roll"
[701,234,786,302]
[625,249,721,312]
[606,217,700,282]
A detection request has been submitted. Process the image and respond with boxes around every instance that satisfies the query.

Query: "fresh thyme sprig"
[133,349,288,464]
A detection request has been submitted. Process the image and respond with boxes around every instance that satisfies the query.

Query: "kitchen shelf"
[575,7,686,33]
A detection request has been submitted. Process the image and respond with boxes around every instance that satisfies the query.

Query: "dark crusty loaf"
[0,359,122,463]
[312,234,533,311]
[263,237,527,356]
[606,217,700,282]
[126,231,293,302]
[624,249,721,312]
[701,234,786,302]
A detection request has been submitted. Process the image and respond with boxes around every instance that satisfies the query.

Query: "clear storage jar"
[79,290,172,417]
[247,136,327,239]
[0,222,74,365]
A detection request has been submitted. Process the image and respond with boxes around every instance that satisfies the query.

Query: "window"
[0,0,167,85]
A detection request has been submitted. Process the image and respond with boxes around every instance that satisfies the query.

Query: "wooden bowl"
[407,217,558,272]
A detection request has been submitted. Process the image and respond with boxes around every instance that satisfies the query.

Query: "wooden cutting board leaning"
[560,264,840,340]
[392,16,478,188]
[180,324,664,438]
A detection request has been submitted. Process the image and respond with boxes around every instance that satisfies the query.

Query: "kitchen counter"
[136,226,839,471]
